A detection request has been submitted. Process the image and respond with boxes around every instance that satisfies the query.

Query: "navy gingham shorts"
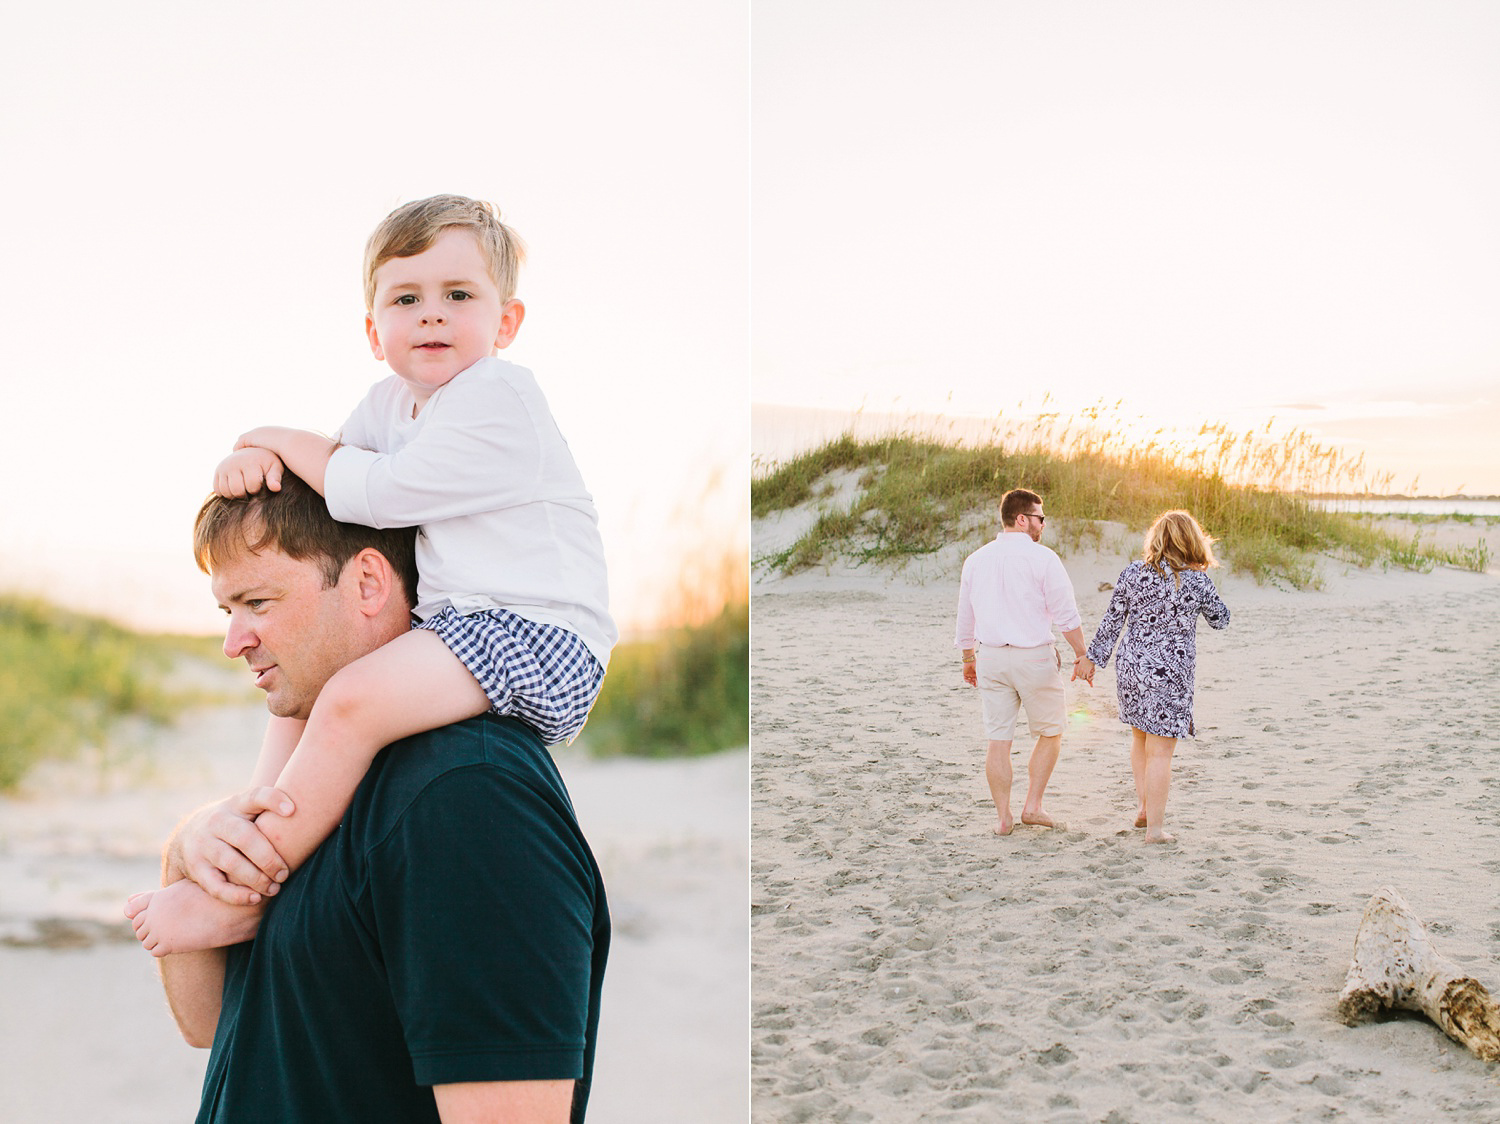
[417,606,604,745]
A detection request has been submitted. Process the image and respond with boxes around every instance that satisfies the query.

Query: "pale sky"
[752,0,1500,495]
[1,1,747,634]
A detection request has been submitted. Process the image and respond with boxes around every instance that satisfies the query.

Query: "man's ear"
[351,547,397,617]
[366,314,386,361]
[493,299,525,350]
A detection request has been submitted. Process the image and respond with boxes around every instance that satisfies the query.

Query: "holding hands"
[1072,654,1096,686]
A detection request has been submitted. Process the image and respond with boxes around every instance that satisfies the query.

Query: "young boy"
[127,194,616,954]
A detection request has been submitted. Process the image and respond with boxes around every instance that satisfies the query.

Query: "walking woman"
[1075,510,1230,843]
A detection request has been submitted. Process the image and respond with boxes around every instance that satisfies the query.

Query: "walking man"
[955,488,1088,835]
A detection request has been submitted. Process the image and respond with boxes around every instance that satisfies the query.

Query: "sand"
[751,514,1500,1121]
[0,689,747,1124]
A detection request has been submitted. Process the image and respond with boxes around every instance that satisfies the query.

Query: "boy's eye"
[395,294,418,306]
[448,290,472,302]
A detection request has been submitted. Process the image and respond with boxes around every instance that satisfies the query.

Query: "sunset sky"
[1,2,747,634]
[753,1,1500,495]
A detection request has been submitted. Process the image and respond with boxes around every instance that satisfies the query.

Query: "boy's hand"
[215,448,284,497]
[169,787,295,905]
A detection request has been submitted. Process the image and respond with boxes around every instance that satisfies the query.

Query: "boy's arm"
[251,630,488,873]
[236,426,339,495]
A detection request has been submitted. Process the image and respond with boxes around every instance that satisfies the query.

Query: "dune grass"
[0,596,229,791]
[752,414,1491,587]
[1,584,752,786]
[581,598,749,757]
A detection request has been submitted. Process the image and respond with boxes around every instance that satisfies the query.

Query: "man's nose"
[223,617,256,660]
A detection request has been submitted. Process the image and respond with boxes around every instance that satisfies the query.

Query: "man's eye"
[246,599,267,611]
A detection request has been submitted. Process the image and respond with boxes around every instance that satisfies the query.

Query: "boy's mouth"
[417,342,450,350]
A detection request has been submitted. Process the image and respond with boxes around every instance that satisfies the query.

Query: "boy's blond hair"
[1142,509,1219,585]
[362,194,526,310]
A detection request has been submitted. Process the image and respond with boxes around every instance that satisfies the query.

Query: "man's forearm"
[157,832,226,1047]
[160,948,227,1049]
[1061,626,1086,658]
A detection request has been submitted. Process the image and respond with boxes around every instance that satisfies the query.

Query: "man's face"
[211,545,365,720]
[365,226,524,409]
[1019,506,1046,542]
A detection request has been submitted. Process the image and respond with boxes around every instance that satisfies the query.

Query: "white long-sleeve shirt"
[954,531,1082,650]
[324,357,617,668]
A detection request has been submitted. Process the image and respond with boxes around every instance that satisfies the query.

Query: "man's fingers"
[192,864,265,906]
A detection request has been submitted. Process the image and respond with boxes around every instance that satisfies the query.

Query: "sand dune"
[751,521,1500,1121]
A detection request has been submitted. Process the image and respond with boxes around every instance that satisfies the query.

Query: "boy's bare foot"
[124,880,265,957]
[1144,830,1176,845]
[1019,809,1055,828]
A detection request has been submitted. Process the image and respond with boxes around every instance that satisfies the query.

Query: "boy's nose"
[421,309,446,325]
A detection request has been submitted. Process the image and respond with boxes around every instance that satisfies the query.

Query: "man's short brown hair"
[193,473,420,605]
[362,193,526,311]
[1000,488,1043,527]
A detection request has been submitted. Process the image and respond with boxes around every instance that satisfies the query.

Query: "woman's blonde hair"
[1142,509,1218,584]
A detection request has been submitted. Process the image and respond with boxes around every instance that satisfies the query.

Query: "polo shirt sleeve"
[368,765,599,1087]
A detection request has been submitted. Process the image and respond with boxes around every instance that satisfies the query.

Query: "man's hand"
[962,661,977,686]
[215,448,285,497]
[169,788,295,905]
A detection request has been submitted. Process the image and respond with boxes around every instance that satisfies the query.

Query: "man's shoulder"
[355,715,569,829]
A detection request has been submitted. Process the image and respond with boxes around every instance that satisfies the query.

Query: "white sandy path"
[0,695,747,1124]
[751,531,1500,1121]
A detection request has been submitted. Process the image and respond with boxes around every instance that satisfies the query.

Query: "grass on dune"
[1,585,751,786]
[580,598,749,757]
[752,413,1492,587]
[0,596,229,791]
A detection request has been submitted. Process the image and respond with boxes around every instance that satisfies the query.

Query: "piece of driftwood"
[1337,886,1500,1062]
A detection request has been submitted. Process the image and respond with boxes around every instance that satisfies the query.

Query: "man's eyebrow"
[218,584,274,607]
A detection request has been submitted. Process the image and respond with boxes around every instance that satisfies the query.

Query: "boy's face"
[366,227,524,406]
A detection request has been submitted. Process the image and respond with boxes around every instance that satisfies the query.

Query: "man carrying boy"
[156,475,608,1123]
[954,488,1088,835]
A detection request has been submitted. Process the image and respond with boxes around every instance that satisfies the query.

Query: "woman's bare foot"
[993,815,1014,836]
[1019,809,1055,828]
[1134,808,1147,829]
[1144,829,1176,844]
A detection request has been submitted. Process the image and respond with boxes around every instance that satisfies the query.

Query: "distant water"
[1312,498,1500,518]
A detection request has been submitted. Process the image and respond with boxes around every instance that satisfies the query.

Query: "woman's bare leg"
[1130,727,1148,827]
[1142,733,1178,843]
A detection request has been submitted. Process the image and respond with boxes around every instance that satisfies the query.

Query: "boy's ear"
[493,299,525,350]
[366,315,385,361]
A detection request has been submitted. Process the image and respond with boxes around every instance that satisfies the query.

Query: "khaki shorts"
[975,644,1065,740]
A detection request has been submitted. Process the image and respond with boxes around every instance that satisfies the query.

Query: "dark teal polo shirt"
[195,715,609,1123]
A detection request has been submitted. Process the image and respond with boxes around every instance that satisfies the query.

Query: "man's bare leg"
[1020,733,1061,827]
[1130,727,1148,827]
[984,739,1014,835]
[1142,732,1178,843]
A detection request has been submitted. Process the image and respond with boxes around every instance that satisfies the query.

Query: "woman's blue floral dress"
[1086,561,1231,738]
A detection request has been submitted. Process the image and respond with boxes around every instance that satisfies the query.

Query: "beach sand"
[751,513,1500,1121]
[0,688,747,1124]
